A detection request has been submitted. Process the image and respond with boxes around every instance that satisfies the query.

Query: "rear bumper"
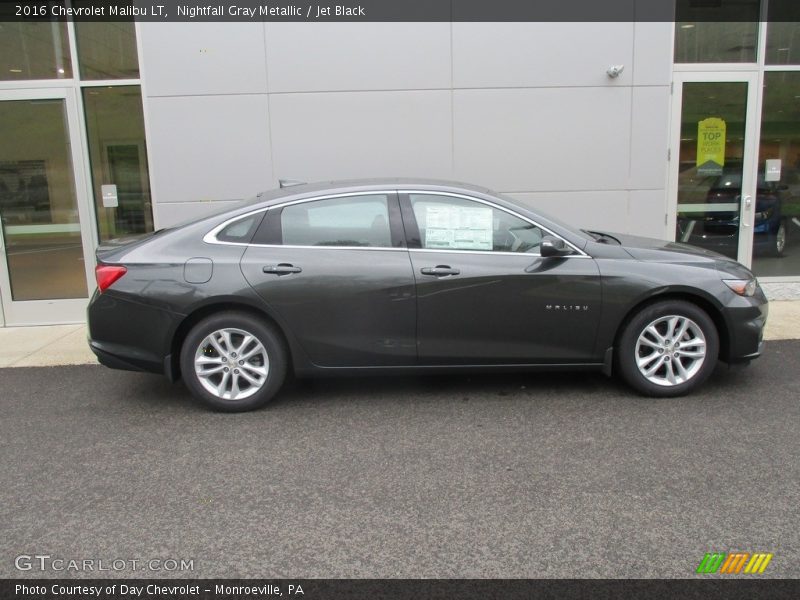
[89,339,165,375]
[87,289,180,377]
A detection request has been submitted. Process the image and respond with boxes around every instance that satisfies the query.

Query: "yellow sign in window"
[697,117,726,176]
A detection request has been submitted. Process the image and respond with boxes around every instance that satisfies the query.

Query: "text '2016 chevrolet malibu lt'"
[88,180,768,411]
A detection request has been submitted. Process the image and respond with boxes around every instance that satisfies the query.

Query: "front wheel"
[180,311,287,412]
[617,300,719,397]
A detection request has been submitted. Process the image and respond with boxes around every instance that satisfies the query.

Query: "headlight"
[723,278,757,297]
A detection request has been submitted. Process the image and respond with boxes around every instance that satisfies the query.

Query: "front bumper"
[723,296,768,364]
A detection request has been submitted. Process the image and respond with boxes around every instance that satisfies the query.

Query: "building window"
[765,0,800,64]
[0,22,72,80]
[75,22,140,79]
[674,0,761,63]
[83,86,154,241]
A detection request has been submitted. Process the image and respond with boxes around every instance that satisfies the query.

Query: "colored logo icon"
[696,552,773,574]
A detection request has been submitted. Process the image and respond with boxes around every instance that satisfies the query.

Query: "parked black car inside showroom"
[88,179,768,412]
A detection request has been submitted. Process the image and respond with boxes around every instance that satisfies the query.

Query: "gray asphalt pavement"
[1,341,798,579]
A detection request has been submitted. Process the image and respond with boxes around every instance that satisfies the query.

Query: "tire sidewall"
[617,300,719,397]
[180,311,287,412]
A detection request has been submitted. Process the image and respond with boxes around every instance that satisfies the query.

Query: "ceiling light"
[681,24,695,29]
[9,68,22,73]
[57,68,65,74]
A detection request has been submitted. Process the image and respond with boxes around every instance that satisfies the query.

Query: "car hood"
[597,231,754,278]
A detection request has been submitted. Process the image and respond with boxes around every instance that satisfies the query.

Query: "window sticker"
[424,204,493,250]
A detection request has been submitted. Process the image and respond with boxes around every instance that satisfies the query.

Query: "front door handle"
[420,265,460,277]
[263,263,302,275]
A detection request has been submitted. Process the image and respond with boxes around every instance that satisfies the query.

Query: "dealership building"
[1,1,799,326]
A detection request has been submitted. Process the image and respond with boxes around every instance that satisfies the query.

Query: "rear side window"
[280,195,392,247]
[216,213,262,243]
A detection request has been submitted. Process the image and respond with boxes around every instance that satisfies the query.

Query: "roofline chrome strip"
[204,189,589,258]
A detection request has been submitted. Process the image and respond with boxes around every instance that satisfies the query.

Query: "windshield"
[493,191,592,242]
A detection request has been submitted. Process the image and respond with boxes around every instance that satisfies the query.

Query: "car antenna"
[279,179,306,188]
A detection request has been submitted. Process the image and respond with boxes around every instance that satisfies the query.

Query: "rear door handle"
[263,263,302,275]
[420,265,460,277]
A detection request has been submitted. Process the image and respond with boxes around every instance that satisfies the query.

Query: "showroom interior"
[0,0,799,326]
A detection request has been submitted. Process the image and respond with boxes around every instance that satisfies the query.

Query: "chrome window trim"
[241,244,407,252]
[204,190,398,248]
[203,207,270,246]
[399,190,590,258]
[204,188,590,258]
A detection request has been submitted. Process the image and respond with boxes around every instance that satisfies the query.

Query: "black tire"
[616,300,719,397]
[180,311,287,412]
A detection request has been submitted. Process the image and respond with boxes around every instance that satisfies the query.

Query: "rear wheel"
[617,300,719,397]
[180,311,287,411]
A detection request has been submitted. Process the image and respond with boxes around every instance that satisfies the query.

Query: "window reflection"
[0,22,72,80]
[75,22,140,80]
[752,72,800,276]
[83,87,154,241]
[674,0,760,63]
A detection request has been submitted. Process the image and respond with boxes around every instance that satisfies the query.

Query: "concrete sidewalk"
[1,301,799,368]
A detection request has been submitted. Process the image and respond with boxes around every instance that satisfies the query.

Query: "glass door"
[668,72,760,267]
[0,88,96,325]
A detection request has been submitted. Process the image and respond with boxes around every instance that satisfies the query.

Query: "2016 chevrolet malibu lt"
[88,180,768,411]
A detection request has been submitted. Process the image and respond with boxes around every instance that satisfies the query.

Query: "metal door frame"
[667,70,761,268]
[0,87,98,326]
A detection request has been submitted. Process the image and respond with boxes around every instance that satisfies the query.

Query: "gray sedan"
[87,179,768,411]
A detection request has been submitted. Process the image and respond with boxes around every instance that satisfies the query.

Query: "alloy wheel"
[194,328,270,400]
[635,315,706,387]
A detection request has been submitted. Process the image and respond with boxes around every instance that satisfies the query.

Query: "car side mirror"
[540,235,571,257]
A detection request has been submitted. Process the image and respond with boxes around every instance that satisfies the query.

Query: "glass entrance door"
[0,88,96,325]
[669,72,759,267]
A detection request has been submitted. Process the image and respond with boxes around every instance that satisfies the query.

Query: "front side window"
[280,194,392,247]
[409,194,545,253]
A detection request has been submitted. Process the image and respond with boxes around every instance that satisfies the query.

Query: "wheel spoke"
[237,334,254,355]
[238,368,262,386]
[666,316,679,340]
[240,342,265,361]
[216,371,230,396]
[673,318,690,341]
[637,352,662,369]
[644,356,666,376]
[230,374,241,398]
[241,362,267,377]
[196,355,222,365]
[198,365,225,377]
[637,337,661,350]
[673,358,689,382]
[221,330,234,353]
[208,335,226,357]
[677,349,705,359]
[664,359,677,384]
[645,325,666,345]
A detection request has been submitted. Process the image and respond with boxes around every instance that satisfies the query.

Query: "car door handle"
[263,263,302,275]
[420,265,460,277]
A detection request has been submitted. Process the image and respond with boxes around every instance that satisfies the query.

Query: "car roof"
[254,178,494,205]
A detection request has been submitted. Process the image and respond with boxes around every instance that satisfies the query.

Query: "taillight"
[95,264,127,293]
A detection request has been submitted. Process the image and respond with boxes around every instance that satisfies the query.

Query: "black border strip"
[2,0,799,23]
[3,579,800,600]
